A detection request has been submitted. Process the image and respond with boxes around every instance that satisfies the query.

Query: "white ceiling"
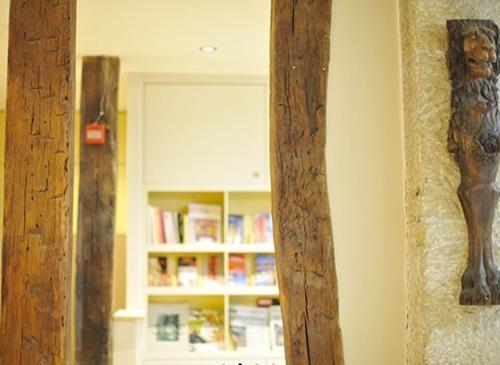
[0,0,270,110]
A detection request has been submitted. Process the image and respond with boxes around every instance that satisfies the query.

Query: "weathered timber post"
[0,0,76,364]
[270,1,344,364]
[75,56,120,364]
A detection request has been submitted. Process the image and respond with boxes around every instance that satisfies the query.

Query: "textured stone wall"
[400,1,500,364]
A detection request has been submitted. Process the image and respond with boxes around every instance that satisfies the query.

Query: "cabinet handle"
[253,171,260,178]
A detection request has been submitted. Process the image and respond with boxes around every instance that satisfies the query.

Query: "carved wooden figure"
[447,19,500,305]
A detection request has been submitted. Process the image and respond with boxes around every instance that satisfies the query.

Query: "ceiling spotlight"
[200,45,217,53]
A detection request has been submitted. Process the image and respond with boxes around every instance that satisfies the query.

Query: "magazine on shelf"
[243,214,254,243]
[269,305,284,351]
[189,308,225,352]
[203,255,223,287]
[177,257,198,287]
[228,214,244,244]
[254,254,276,286]
[254,213,273,243]
[148,256,169,286]
[228,254,247,286]
[188,204,221,243]
[229,305,270,351]
[147,303,189,352]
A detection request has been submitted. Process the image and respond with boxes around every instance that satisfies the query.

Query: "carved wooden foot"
[460,267,491,305]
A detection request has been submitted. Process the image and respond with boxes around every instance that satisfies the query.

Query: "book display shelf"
[144,190,284,364]
[116,74,285,365]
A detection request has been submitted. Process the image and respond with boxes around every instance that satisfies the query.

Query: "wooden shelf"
[147,286,279,297]
[147,286,226,296]
[226,286,279,296]
[147,243,275,254]
[147,243,226,253]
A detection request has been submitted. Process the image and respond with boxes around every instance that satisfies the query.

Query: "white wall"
[327,0,406,364]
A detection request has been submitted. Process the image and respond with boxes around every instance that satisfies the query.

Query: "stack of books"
[148,203,222,245]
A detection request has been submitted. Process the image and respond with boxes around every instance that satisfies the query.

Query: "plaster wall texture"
[327,0,405,364]
[400,1,500,364]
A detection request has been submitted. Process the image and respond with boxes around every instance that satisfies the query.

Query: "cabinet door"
[143,83,269,188]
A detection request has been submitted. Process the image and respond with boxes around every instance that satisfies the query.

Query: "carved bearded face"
[463,25,497,78]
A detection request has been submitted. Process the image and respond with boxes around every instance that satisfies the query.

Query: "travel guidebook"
[189,308,225,352]
[228,254,247,286]
[148,256,169,286]
[229,305,270,351]
[254,254,276,286]
[188,204,222,243]
[178,256,198,287]
[228,214,244,244]
[254,212,273,243]
[147,303,189,352]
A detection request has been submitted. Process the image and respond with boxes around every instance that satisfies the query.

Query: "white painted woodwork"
[143,81,269,187]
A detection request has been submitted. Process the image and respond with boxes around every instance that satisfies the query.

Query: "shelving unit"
[118,74,283,365]
[145,190,280,354]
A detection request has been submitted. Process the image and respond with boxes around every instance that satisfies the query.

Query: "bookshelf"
[116,74,285,365]
[146,190,280,354]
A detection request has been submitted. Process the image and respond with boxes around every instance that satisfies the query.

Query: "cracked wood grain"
[75,56,120,365]
[0,0,76,364]
[270,0,344,364]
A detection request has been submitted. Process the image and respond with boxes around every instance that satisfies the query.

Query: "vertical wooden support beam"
[76,56,120,364]
[0,0,76,363]
[270,1,344,364]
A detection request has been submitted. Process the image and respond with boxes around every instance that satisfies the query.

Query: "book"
[147,206,166,244]
[229,305,270,351]
[243,214,254,243]
[254,254,276,286]
[228,214,244,244]
[189,308,224,352]
[228,254,247,286]
[269,305,284,351]
[148,256,169,286]
[254,213,273,243]
[163,211,181,244]
[188,204,222,243]
[147,303,189,352]
[203,255,223,287]
[177,257,198,287]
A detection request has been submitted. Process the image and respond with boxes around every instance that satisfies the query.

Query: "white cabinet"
[140,75,269,188]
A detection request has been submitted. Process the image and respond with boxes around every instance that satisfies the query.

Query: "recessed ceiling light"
[200,45,217,53]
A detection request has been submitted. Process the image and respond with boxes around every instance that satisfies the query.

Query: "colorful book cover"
[156,208,166,244]
[189,308,224,352]
[228,214,244,244]
[228,254,247,286]
[254,254,276,286]
[204,255,223,287]
[177,256,198,287]
[188,204,221,243]
[148,303,189,352]
[148,256,169,286]
[254,213,273,243]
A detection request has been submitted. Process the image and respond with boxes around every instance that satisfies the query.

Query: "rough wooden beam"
[270,1,344,364]
[0,0,76,363]
[75,56,120,364]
